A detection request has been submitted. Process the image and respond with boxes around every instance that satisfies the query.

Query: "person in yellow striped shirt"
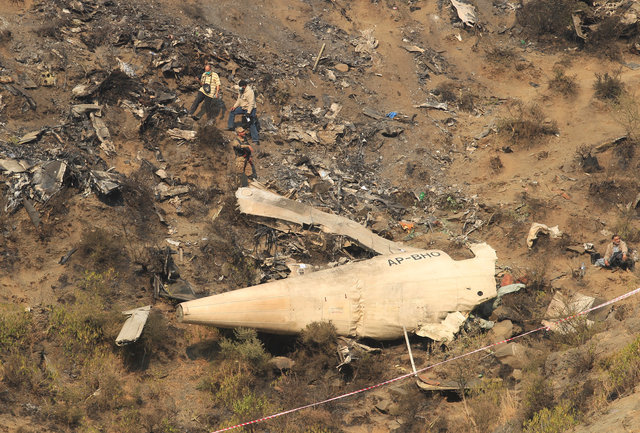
[188,64,220,120]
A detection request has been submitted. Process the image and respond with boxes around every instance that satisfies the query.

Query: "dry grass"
[485,46,519,66]
[78,228,126,272]
[467,382,519,431]
[593,71,624,101]
[433,81,475,111]
[498,101,558,147]
[516,0,577,38]
[586,15,624,60]
[548,68,578,96]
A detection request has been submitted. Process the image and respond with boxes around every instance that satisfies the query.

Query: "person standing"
[189,64,220,120]
[232,127,257,187]
[228,80,259,145]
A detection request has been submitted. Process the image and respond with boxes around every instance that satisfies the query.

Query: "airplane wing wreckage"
[177,186,498,341]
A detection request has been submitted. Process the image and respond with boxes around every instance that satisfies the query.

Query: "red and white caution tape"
[211,287,640,433]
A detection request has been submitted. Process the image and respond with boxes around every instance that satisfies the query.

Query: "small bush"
[78,228,125,271]
[217,391,272,432]
[485,46,519,66]
[499,101,558,146]
[549,315,599,348]
[434,81,457,102]
[611,92,640,143]
[613,139,636,169]
[219,327,270,372]
[300,322,337,352]
[432,82,475,111]
[2,351,47,392]
[612,209,640,243]
[522,374,555,421]
[587,15,623,59]
[602,335,640,397]
[593,72,624,101]
[490,156,503,173]
[80,268,118,299]
[548,68,578,96]
[49,292,118,360]
[569,345,596,376]
[517,0,577,38]
[468,381,518,431]
[200,360,254,407]
[523,400,578,433]
[82,352,127,417]
[0,304,32,352]
[459,92,475,112]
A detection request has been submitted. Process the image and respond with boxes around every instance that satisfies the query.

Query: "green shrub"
[48,293,118,359]
[0,304,32,352]
[468,381,517,432]
[217,392,272,432]
[199,360,254,408]
[80,268,118,298]
[522,375,555,420]
[602,336,640,397]
[2,351,46,391]
[523,400,578,433]
[219,328,270,372]
[300,322,337,352]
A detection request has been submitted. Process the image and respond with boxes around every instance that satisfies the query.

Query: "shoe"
[253,141,260,146]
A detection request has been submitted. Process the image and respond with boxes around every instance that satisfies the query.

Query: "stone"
[494,343,527,369]
[335,63,349,72]
[269,356,295,371]
[488,320,513,342]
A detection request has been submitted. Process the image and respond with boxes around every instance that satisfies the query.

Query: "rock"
[512,369,522,381]
[375,397,393,413]
[488,320,513,342]
[335,63,349,72]
[387,384,410,399]
[326,69,336,81]
[72,84,92,97]
[571,392,640,433]
[221,262,232,277]
[494,343,527,369]
[269,356,295,371]
[154,183,190,200]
